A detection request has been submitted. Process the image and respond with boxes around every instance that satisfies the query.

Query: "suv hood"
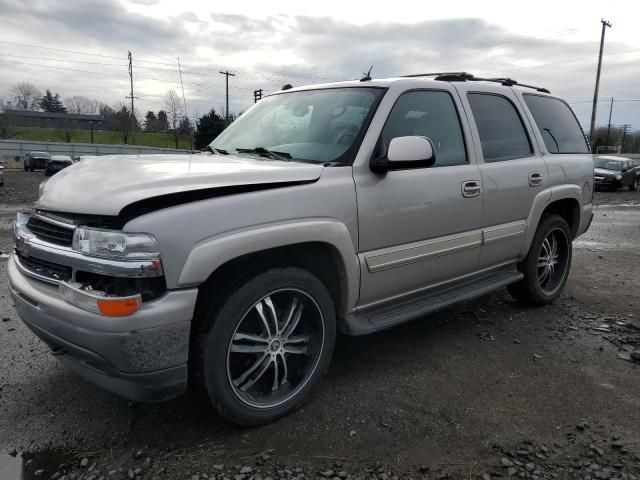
[37,153,324,216]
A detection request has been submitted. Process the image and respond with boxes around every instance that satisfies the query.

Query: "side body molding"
[178,219,360,314]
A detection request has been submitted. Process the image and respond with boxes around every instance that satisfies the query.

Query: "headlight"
[72,227,160,260]
[615,174,622,181]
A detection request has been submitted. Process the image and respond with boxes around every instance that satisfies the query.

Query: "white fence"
[0,139,192,168]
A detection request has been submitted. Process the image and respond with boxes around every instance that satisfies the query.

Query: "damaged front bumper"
[7,254,198,402]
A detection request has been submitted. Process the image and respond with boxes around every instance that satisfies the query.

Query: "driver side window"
[381,90,467,167]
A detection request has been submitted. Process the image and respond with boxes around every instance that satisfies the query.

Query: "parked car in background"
[24,151,51,171]
[0,164,4,186]
[44,155,73,177]
[593,156,639,191]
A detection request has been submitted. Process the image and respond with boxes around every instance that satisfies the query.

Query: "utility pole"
[177,57,193,150]
[253,89,263,103]
[605,97,614,152]
[219,70,235,125]
[589,19,612,148]
[619,124,631,153]
[125,51,138,145]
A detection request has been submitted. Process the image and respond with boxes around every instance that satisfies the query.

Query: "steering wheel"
[334,125,359,145]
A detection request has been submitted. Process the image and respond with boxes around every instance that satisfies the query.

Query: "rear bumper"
[7,255,198,402]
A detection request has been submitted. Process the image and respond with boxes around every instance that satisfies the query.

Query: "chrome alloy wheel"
[226,289,325,408]
[537,227,569,295]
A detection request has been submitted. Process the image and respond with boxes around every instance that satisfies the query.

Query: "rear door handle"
[529,172,544,187]
[461,180,482,198]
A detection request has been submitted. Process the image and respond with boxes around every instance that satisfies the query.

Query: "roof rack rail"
[400,72,550,94]
[401,72,474,80]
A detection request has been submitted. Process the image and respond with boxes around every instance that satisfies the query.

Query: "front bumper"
[594,176,620,189]
[7,255,198,402]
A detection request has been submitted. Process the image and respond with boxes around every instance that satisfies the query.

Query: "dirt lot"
[1,170,639,480]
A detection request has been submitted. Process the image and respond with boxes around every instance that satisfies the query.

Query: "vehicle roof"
[50,155,72,161]
[271,75,554,97]
[29,151,51,156]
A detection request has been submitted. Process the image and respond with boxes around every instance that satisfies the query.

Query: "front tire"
[198,267,336,426]
[508,214,572,305]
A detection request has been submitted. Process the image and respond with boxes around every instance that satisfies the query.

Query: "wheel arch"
[180,219,360,318]
[520,186,582,257]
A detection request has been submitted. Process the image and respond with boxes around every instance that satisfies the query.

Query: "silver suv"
[8,73,594,425]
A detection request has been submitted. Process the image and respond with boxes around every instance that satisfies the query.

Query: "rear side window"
[381,90,467,167]
[467,93,532,162]
[523,94,589,154]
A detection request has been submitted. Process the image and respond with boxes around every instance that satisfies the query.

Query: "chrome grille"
[26,216,74,246]
[16,252,72,282]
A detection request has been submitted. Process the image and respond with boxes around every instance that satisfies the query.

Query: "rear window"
[467,93,532,162]
[523,94,589,154]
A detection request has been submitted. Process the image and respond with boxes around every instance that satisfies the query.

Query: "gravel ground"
[0,170,639,480]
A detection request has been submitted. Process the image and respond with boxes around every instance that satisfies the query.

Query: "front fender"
[177,219,360,313]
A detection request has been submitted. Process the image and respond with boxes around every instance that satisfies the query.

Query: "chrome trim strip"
[482,221,527,245]
[13,253,61,285]
[14,221,163,279]
[31,212,77,229]
[365,230,483,273]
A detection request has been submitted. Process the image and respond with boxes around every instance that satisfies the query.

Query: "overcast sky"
[0,0,639,129]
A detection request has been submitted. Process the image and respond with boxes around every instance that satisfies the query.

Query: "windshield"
[210,87,384,164]
[594,158,624,171]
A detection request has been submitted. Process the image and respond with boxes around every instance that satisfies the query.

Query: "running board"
[342,266,523,335]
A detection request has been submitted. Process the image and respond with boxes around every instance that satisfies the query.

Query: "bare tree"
[165,89,183,148]
[65,96,100,115]
[11,82,41,111]
[56,120,76,143]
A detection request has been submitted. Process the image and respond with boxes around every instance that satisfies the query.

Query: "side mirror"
[371,136,436,173]
[621,168,627,173]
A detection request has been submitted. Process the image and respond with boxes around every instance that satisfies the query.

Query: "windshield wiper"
[236,147,292,160]
[206,146,229,155]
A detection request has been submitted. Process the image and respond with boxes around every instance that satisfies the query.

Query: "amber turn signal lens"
[96,297,141,316]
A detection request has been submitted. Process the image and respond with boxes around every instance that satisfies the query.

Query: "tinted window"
[382,90,467,166]
[467,93,532,162]
[523,94,589,153]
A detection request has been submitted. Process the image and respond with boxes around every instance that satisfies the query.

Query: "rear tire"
[508,214,572,305]
[197,267,336,426]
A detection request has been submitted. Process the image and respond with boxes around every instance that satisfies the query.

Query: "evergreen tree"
[194,109,226,150]
[156,110,169,132]
[144,111,157,132]
[39,90,67,112]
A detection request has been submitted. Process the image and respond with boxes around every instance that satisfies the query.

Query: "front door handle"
[461,180,482,198]
[529,172,544,187]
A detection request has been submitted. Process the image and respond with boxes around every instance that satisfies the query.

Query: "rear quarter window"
[467,93,533,162]
[523,94,589,154]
